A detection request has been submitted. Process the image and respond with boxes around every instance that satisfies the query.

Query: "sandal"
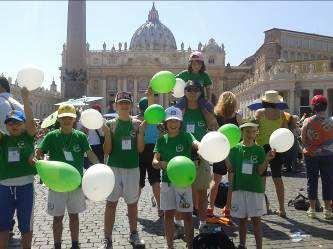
[274,210,287,218]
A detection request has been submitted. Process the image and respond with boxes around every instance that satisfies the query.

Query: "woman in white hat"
[255,90,289,217]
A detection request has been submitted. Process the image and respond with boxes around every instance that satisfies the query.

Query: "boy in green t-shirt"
[102,91,146,249]
[152,106,200,249]
[36,103,99,249]
[0,87,36,249]
[226,121,275,249]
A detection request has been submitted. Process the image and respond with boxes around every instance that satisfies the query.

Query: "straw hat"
[261,90,283,104]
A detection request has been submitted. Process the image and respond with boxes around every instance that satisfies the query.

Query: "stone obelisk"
[62,0,87,98]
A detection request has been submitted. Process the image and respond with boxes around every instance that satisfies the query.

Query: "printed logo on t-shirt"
[250,154,258,164]
[72,144,81,153]
[198,121,206,127]
[176,144,184,153]
[17,140,25,149]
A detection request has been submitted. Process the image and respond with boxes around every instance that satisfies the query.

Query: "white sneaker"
[323,208,332,220]
[306,208,316,219]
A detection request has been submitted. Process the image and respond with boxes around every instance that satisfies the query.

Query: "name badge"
[122,137,132,150]
[242,163,253,175]
[8,147,20,163]
[186,124,195,133]
[63,150,74,161]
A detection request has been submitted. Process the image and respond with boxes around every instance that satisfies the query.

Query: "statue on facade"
[188,46,191,52]
[181,42,184,51]
[86,42,90,51]
[124,42,127,50]
[309,63,315,73]
[198,42,202,51]
[221,43,225,52]
[103,42,106,51]
[111,45,115,52]
[118,42,122,51]
[62,43,66,52]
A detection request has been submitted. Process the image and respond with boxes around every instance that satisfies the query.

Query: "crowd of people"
[0,51,332,249]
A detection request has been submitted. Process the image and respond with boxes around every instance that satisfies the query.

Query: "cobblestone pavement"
[8,169,333,249]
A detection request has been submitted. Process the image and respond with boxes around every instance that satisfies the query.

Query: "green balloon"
[167,156,196,188]
[144,104,166,124]
[218,124,241,148]
[150,71,176,93]
[36,160,81,192]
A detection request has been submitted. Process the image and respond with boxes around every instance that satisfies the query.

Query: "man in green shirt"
[0,87,36,249]
[102,92,146,249]
[226,121,275,249]
[182,80,213,231]
[36,103,99,249]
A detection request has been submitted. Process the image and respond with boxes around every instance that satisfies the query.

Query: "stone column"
[123,77,127,91]
[101,77,107,111]
[289,88,295,114]
[134,78,138,113]
[117,77,122,92]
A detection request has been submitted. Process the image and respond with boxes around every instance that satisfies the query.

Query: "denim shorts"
[0,183,34,233]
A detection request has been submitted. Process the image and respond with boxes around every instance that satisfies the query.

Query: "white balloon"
[269,128,294,153]
[80,109,104,130]
[198,131,230,163]
[172,78,186,98]
[82,164,115,202]
[17,66,44,91]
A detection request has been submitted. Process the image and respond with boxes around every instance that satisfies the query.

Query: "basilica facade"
[61,3,249,113]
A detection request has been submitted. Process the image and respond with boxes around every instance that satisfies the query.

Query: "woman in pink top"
[301,95,333,220]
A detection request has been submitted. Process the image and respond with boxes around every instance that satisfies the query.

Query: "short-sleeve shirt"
[176,70,212,98]
[303,115,333,157]
[0,132,36,180]
[154,131,195,183]
[182,108,208,141]
[228,143,265,193]
[176,70,212,87]
[106,118,140,169]
[38,129,91,175]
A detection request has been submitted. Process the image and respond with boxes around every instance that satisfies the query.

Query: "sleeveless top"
[216,114,239,127]
[256,112,284,146]
[303,115,333,157]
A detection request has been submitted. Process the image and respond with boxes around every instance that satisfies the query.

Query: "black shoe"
[100,238,112,249]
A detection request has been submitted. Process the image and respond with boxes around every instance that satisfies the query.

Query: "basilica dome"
[129,4,177,51]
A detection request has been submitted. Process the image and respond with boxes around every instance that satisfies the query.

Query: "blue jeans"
[305,155,333,201]
[0,183,34,233]
[175,96,213,113]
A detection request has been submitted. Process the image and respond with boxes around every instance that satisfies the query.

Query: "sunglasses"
[186,87,201,93]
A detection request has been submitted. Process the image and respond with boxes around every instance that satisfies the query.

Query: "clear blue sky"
[1,1,332,91]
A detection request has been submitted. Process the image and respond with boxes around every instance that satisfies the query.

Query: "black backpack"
[193,230,235,249]
[214,182,229,208]
[288,193,322,212]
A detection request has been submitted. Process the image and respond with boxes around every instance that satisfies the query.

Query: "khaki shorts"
[231,190,266,218]
[160,182,193,213]
[192,159,212,191]
[107,167,140,204]
[47,188,86,216]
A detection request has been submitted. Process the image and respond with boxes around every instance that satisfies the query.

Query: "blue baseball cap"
[5,110,26,124]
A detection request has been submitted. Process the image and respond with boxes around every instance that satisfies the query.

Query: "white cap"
[165,106,183,121]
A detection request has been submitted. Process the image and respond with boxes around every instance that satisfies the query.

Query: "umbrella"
[55,99,87,106]
[73,96,103,103]
[41,111,58,129]
[247,99,289,111]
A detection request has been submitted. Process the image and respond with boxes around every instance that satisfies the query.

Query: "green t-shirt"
[38,129,91,175]
[182,108,208,141]
[176,70,212,87]
[154,131,195,183]
[228,143,265,193]
[106,119,139,169]
[0,132,36,180]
